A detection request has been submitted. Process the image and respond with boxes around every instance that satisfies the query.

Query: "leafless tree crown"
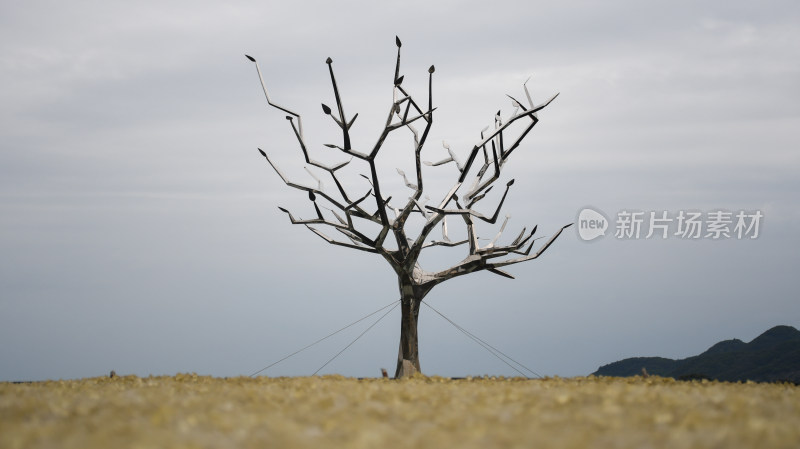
[246,37,571,288]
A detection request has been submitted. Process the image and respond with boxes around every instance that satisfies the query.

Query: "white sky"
[1,0,799,380]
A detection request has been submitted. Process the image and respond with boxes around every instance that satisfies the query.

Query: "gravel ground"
[2,374,799,448]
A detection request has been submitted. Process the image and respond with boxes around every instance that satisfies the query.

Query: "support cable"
[312,301,400,375]
[422,300,542,378]
[250,299,399,377]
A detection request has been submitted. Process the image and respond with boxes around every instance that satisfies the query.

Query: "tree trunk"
[394,279,424,378]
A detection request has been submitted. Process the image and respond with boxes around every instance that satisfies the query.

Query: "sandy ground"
[2,374,799,448]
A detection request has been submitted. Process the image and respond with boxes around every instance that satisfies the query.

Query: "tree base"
[396,359,418,378]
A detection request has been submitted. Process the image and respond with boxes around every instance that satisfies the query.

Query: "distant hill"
[593,325,800,383]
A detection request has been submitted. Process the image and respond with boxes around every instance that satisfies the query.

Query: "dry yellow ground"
[1,374,798,449]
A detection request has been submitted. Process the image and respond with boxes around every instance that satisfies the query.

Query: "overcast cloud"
[1,0,799,380]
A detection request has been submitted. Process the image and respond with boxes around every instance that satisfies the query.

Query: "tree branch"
[249,43,567,291]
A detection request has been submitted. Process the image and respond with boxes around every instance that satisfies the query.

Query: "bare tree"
[246,37,571,378]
